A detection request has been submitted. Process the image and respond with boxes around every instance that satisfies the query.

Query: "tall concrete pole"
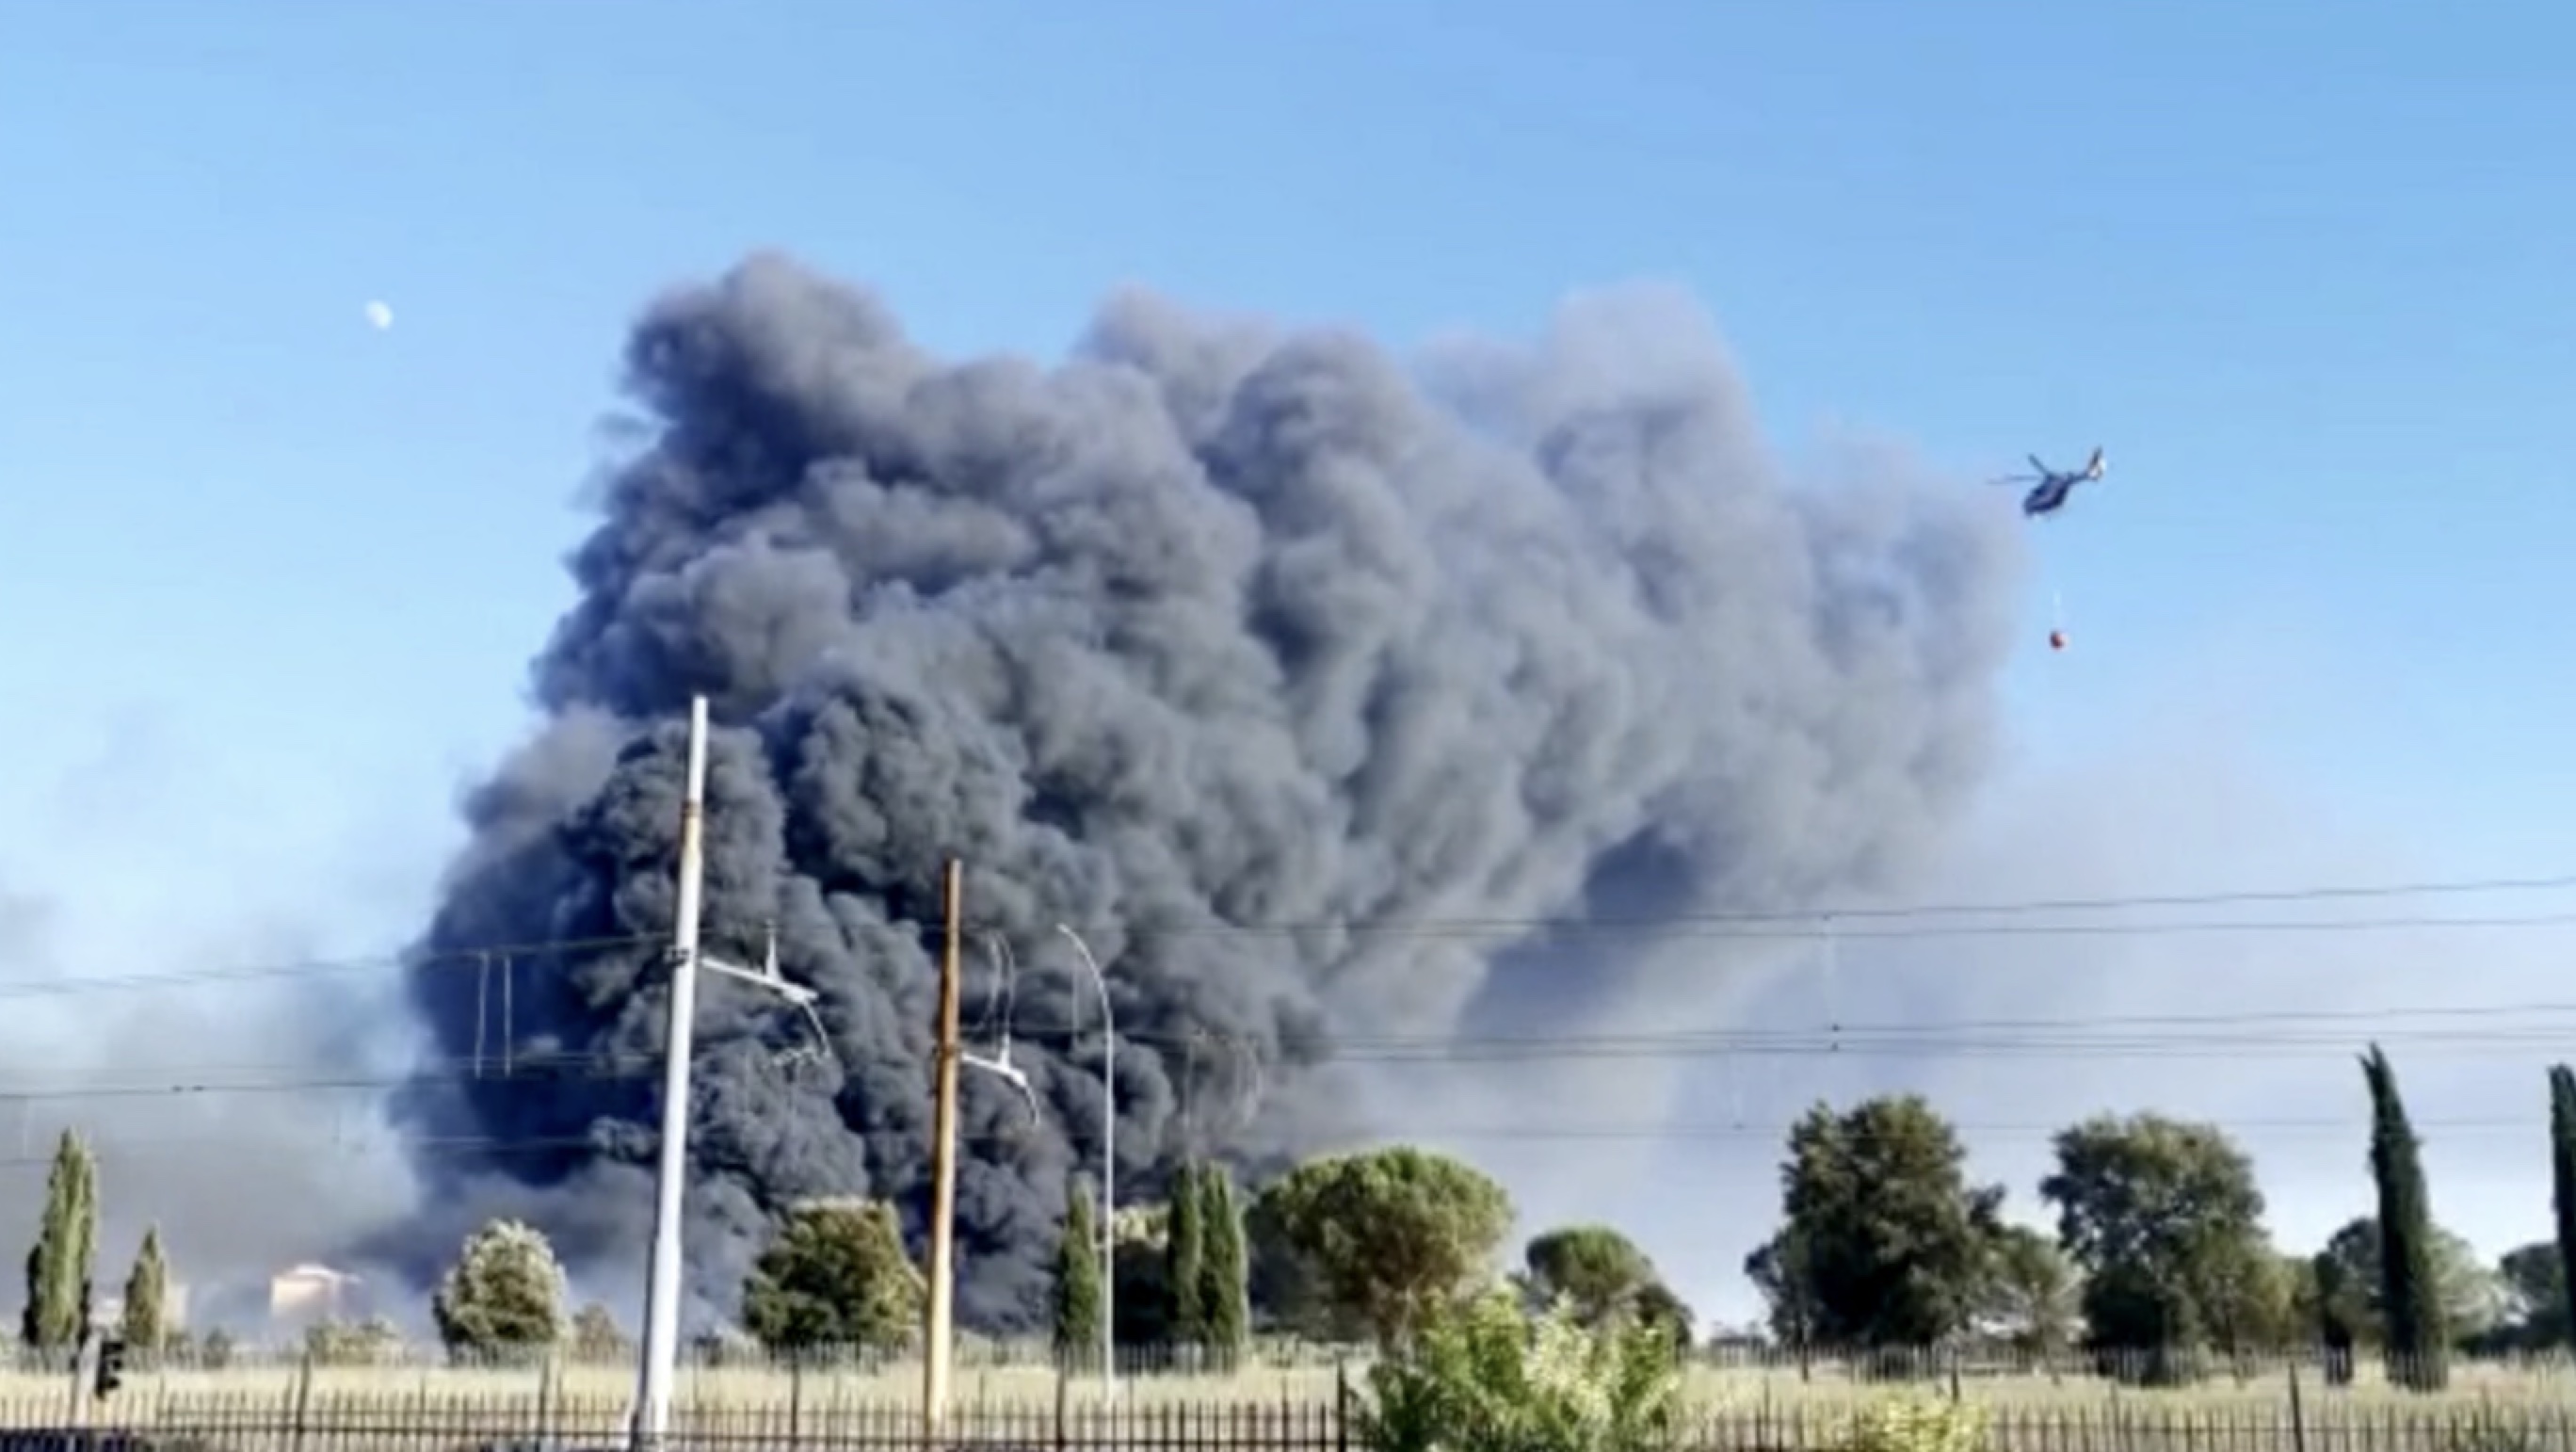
[633,696,712,1450]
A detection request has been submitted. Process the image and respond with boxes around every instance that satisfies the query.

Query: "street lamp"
[962,1045,1040,1119]
[1054,924,1116,1400]
[634,697,837,1452]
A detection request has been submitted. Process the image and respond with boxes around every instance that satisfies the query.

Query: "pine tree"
[1052,1178,1104,1374]
[2363,1044,2447,1391]
[120,1226,169,1352]
[2549,1064,2576,1355]
[1196,1165,1250,1371]
[21,1130,97,1354]
[1165,1162,1206,1353]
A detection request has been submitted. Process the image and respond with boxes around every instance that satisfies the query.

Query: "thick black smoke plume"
[383,253,2023,1331]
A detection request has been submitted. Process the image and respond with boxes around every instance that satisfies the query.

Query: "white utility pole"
[632,696,828,1452]
[1055,924,1117,1399]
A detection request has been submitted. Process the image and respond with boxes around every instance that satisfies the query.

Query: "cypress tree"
[1051,1179,1103,1374]
[2362,1044,2447,1391]
[121,1226,169,1353]
[20,1130,97,1355]
[1165,1162,1206,1353]
[1197,1165,1250,1371]
[2550,1064,2576,1354]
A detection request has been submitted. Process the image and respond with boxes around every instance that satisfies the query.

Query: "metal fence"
[6,1345,2575,1452]
[2,1396,2574,1452]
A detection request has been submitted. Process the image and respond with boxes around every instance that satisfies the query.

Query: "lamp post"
[1055,924,1116,1400]
[633,697,831,1452]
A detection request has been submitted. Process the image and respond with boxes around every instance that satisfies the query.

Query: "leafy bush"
[1356,1288,1680,1452]
[1830,1395,1988,1452]
[303,1316,404,1367]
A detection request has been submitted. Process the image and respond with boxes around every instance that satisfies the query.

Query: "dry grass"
[0,1350,2567,1421]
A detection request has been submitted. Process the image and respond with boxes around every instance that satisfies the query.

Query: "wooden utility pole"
[922,858,966,1443]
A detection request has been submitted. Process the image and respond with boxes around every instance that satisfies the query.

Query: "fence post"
[1334,1358,1351,1452]
[1053,1363,1069,1452]
[535,1348,559,1444]
[2289,1358,2307,1452]
[286,1347,314,1452]
[788,1352,805,1445]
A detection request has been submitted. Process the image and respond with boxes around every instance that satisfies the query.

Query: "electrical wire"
[16,867,2576,1002]
[10,990,2576,1107]
[0,1111,2561,1175]
[1078,870,2576,939]
[3,876,2573,1137]
[0,931,664,1000]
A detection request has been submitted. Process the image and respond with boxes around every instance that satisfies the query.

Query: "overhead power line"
[14,869,2576,1001]
[0,1112,2559,1175]
[1103,871,2576,939]
[0,931,664,1000]
[10,992,2576,1106]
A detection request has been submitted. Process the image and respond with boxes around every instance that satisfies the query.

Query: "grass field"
[3,1346,2574,1444]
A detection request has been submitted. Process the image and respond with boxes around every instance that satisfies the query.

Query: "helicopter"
[1993,446,2108,518]
[1989,445,2112,651]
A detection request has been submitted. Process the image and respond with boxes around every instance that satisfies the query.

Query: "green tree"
[431,1218,569,1358]
[2272,1252,2325,1347]
[1052,1178,1104,1372]
[1257,1146,1516,1347]
[2362,1044,2447,1391]
[1166,1162,1207,1347]
[1197,1165,1251,1369]
[2311,1217,2504,1345]
[1109,1203,1173,1345]
[120,1226,169,1353]
[1744,1227,1823,1351]
[304,1315,402,1366]
[2039,1112,2270,1380]
[1777,1095,2003,1354]
[569,1302,630,1363]
[20,1129,97,1355]
[1977,1224,2077,1361]
[740,1198,923,1353]
[1628,1282,1695,1355]
[1245,1186,1344,1338]
[2550,1064,2576,1353]
[1522,1225,1658,1325]
[2497,1241,2568,1348]
[2191,1233,2298,1356]
[2309,1246,2361,1385]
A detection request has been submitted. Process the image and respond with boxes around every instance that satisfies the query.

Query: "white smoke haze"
[10,257,2540,1343]
[1622,705,2576,1326]
[0,711,438,1330]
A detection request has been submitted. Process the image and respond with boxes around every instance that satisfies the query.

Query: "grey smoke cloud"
[386,251,2027,1333]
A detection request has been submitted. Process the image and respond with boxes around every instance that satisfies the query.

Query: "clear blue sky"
[5,0,2573,1314]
